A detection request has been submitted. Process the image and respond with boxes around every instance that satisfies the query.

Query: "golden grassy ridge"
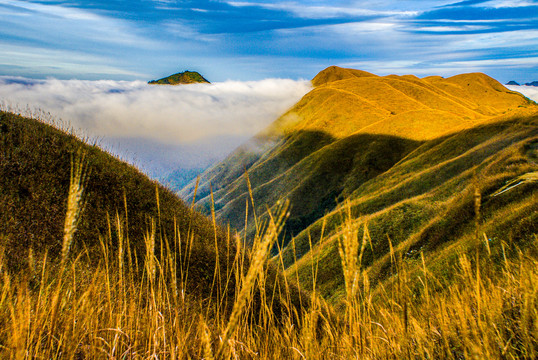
[179,67,538,311]
[271,68,533,140]
[181,67,537,262]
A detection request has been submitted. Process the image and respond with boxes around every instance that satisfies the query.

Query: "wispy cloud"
[0,44,145,79]
[0,0,537,82]
[340,55,538,77]
[482,0,537,8]
[226,1,418,19]
[0,0,152,47]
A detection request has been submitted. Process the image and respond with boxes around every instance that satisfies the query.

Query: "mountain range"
[181,66,538,301]
[1,66,538,358]
[506,80,538,86]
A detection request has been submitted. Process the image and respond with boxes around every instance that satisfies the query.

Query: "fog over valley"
[0,76,311,178]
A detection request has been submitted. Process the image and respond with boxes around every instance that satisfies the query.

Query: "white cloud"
[482,0,537,8]
[413,25,491,32]
[226,1,417,19]
[0,76,311,177]
[0,44,144,78]
[506,85,538,102]
[0,77,311,144]
[0,0,157,48]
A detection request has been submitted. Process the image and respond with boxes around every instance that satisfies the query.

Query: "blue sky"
[0,0,537,82]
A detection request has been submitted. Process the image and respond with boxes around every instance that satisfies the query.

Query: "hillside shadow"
[212,129,422,252]
[280,114,538,272]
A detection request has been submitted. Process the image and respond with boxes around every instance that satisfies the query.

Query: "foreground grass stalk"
[2,169,538,359]
[216,200,289,359]
[61,149,87,263]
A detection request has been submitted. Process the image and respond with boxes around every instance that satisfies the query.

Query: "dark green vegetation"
[181,66,538,303]
[0,110,305,314]
[148,70,210,85]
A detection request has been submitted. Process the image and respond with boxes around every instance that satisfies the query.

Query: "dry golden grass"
[1,163,537,359]
[270,67,535,141]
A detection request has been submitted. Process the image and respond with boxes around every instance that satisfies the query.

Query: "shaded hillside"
[287,112,538,301]
[180,66,535,251]
[0,110,307,317]
[149,70,209,85]
[0,110,213,273]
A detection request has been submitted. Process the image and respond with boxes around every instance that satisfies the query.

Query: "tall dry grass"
[0,164,537,359]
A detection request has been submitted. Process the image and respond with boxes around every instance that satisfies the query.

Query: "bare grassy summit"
[269,66,532,140]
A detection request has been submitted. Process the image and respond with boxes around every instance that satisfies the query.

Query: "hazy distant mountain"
[161,166,206,193]
[148,70,210,85]
[100,135,243,181]
[505,80,538,87]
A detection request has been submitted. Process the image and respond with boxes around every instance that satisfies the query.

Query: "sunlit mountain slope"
[180,66,535,256]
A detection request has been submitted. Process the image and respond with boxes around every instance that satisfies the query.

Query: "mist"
[506,85,538,103]
[0,76,312,178]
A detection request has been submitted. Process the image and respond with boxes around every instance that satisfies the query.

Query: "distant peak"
[312,66,377,87]
[525,81,538,87]
[506,81,520,86]
[148,70,210,85]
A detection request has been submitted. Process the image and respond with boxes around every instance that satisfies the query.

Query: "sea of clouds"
[0,77,312,178]
[506,85,538,103]
[2,78,535,182]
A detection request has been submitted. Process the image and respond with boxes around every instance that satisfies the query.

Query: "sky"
[0,0,537,183]
[0,0,537,82]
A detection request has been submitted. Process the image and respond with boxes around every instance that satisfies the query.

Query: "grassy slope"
[0,110,306,316]
[287,112,538,302]
[180,67,534,252]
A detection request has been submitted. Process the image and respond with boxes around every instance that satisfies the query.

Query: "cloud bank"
[506,85,538,102]
[0,77,311,143]
[0,77,311,177]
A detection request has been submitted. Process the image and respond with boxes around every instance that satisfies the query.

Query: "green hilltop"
[148,70,210,85]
